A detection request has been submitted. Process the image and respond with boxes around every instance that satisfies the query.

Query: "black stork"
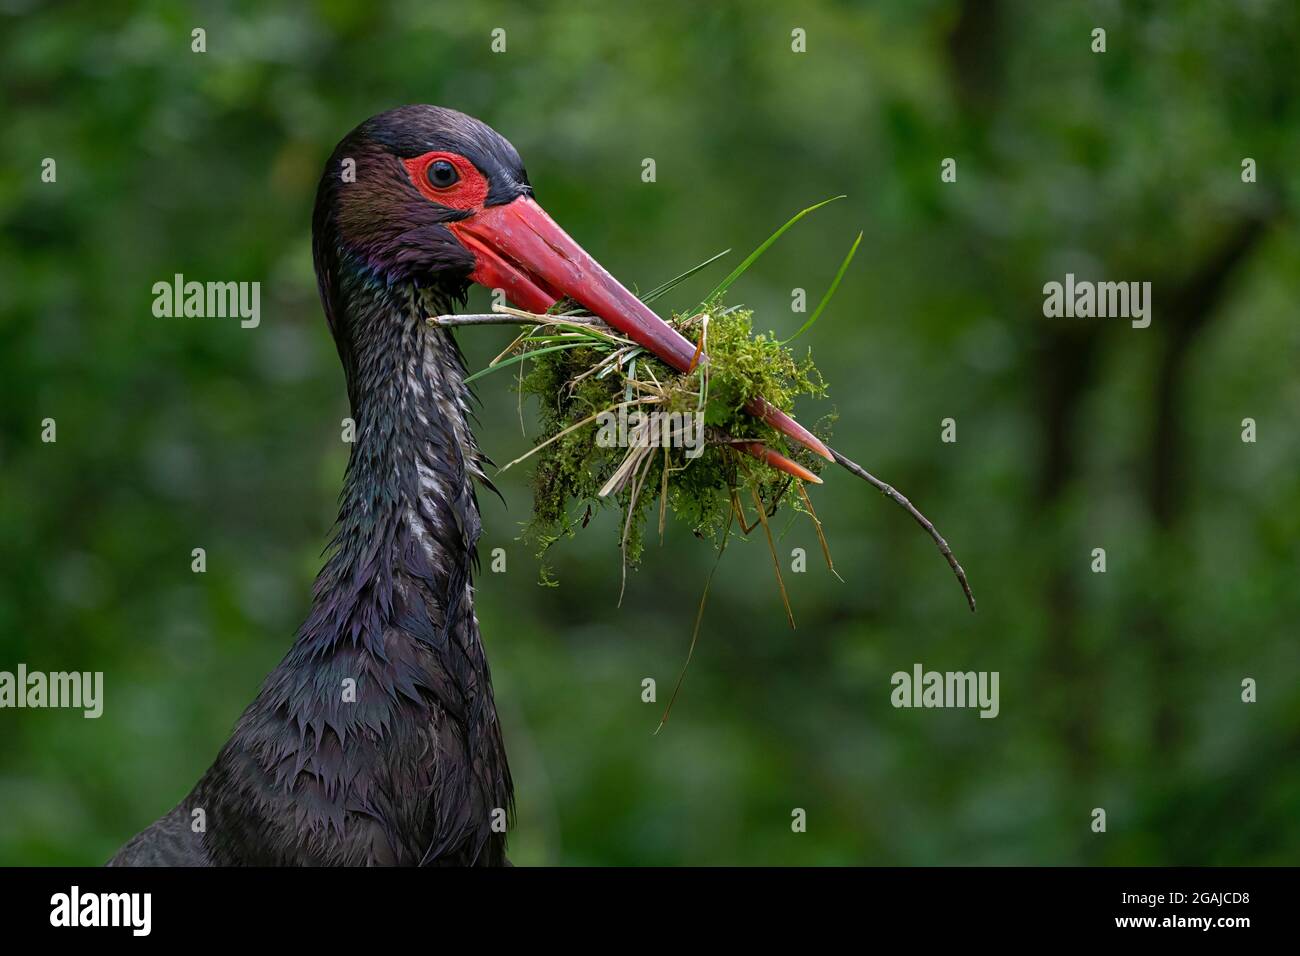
[109,105,830,866]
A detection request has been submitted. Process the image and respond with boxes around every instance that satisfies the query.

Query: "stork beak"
[449,196,832,476]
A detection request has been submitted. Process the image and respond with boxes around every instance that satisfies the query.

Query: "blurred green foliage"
[1,0,1297,865]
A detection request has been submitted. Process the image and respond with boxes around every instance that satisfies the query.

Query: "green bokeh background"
[1,0,1297,865]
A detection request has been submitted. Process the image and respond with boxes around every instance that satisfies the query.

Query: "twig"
[751,485,796,629]
[497,398,660,474]
[828,445,977,613]
[796,482,844,583]
[428,312,602,328]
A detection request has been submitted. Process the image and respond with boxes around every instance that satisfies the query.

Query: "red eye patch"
[402,151,489,210]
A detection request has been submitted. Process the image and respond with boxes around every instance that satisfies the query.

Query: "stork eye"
[427,160,459,189]
[402,152,485,208]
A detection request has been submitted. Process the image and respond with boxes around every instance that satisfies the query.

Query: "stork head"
[312,105,830,473]
[312,104,696,365]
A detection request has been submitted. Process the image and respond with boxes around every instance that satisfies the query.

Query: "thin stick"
[568,345,635,390]
[751,486,796,630]
[796,482,844,583]
[828,445,976,613]
[655,509,735,735]
[432,310,631,349]
[497,398,661,474]
[600,435,654,498]
[463,307,675,396]
[730,489,759,534]
[516,352,527,436]
[429,312,600,328]
[618,447,656,607]
[491,327,533,368]
[658,446,669,544]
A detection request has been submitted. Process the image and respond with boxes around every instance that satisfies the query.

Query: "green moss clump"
[512,302,832,581]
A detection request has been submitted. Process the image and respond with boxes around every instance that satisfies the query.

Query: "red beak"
[449,196,832,476]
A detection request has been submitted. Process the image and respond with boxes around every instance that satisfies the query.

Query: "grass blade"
[641,248,732,305]
[464,341,592,384]
[783,230,863,343]
[700,195,846,306]
[655,507,735,735]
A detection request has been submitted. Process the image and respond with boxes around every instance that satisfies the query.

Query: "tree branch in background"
[1146,211,1278,527]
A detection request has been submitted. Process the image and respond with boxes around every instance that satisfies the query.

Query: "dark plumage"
[111,107,524,866]
[111,105,825,867]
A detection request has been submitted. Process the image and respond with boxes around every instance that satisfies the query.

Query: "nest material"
[484,301,835,591]
[433,197,974,706]
[437,298,974,730]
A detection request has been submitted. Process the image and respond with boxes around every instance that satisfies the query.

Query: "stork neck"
[303,281,484,653]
